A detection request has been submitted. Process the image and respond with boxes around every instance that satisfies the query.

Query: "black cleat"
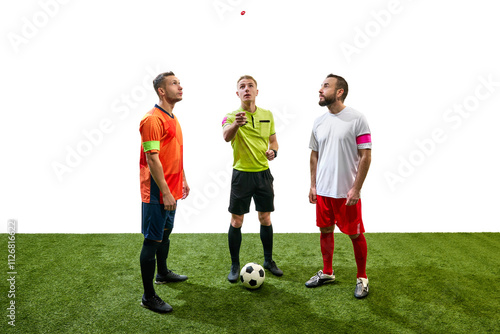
[263,260,283,276]
[228,263,240,283]
[141,294,173,313]
[155,270,188,284]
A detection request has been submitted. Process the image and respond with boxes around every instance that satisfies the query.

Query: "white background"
[1,0,499,233]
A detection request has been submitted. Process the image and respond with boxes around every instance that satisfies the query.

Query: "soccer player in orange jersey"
[139,72,189,313]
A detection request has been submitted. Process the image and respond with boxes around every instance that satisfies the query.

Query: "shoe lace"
[151,295,165,306]
[165,270,183,278]
[356,279,367,290]
[310,270,322,280]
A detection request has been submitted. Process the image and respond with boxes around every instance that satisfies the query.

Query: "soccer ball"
[240,262,265,289]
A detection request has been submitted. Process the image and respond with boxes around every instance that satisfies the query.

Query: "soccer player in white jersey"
[306,74,372,298]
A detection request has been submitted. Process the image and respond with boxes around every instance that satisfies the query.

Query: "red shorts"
[316,195,365,235]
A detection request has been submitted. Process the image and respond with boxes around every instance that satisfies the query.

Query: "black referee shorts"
[228,168,275,215]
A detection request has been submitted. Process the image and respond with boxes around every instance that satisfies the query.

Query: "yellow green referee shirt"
[222,106,276,172]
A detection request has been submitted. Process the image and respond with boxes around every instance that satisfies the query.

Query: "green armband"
[143,140,160,152]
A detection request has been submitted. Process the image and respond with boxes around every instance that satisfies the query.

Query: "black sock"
[228,225,242,265]
[260,224,273,263]
[140,238,160,298]
[156,229,171,275]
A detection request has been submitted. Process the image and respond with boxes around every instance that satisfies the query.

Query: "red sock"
[351,234,367,279]
[320,232,334,275]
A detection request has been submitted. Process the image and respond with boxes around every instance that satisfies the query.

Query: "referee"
[221,75,283,282]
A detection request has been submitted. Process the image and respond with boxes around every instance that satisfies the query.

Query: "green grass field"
[2,233,499,333]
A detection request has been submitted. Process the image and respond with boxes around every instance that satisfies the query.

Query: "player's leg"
[254,169,282,276]
[155,206,188,284]
[155,227,171,276]
[140,203,172,313]
[336,198,369,298]
[349,232,368,298]
[318,195,335,276]
[227,170,253,282]
[320,225,335,276]
[349,233,367,279]
[140,238,161,297]
[305,195,335,287]
[258,211,273,263]
[258,211,283,276]
[227,213,244,282]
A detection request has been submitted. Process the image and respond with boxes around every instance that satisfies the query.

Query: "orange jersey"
[139,104,183,203]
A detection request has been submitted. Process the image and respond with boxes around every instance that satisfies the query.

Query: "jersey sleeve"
[140,115,165,153]
[270,112,276,136]
[222,113,235,128]
[355,115,372,149]
[309,129,318,151]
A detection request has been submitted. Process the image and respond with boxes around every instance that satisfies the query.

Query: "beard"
[169,94,182,103]
[319,95,336,106]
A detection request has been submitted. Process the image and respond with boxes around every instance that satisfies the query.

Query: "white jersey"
[309,106,372,198]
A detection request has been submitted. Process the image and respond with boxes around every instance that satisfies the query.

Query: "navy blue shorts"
[229,169,274,215]
[141,202,176,241]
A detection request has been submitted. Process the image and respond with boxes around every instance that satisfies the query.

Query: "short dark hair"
[237,75,257,88]
[326,74,348,102]
[153,72,175,96]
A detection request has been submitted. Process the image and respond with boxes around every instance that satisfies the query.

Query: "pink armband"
[356,134,371,145]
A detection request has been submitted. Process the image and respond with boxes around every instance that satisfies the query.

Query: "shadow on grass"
[165,278,387,333]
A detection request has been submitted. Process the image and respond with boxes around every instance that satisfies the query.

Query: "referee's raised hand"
[234,112,247,126]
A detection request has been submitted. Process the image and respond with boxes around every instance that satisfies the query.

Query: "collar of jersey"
[238,106,259,114]
[155,104,174,119]
[329,106,348,116]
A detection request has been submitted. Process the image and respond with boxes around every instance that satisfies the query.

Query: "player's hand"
[265,149,275,161]
[163,192,177,211]
[182,182,190,199]
[309,187,317,204]
[346,188,360,206]
[234,112,247,126]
